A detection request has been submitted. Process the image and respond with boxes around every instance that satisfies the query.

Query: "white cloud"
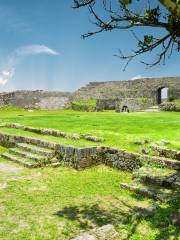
[0,68,15,85]
[131,75,146,80]
[0,44,58,87]
[0,78,8,85]
[14,45,59,56]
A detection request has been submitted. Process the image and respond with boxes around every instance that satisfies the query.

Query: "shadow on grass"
[54,201,153,239]
[130,170,180,240]
[54,191,180,239]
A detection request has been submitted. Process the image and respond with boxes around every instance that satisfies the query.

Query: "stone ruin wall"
[0,77,179,110]
[74,76,180,111]
[74,77,180,100]
[0,90,73,110]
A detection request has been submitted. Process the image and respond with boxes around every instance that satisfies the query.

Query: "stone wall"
[0,77,179,110]
[74,77,180,111]
[74,77,180,100]
[1,131,178,170]
[97,98,154,111]
[0,90,72,110]
[0,131,141,171]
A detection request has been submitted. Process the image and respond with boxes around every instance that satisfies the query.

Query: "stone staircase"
[144,105,160,112]
[120,166,179,201]
[120,144,180,201]
[1,142,55,168]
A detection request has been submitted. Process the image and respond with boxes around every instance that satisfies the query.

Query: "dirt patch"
[0,183,7,189]
[0,163,22,173]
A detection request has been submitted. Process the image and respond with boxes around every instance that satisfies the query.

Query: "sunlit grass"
[0,107,180,151]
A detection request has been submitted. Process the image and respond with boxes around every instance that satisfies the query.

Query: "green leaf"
[120,0,133,5]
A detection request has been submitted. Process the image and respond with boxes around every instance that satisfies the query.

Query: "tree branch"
[73,0,180,69]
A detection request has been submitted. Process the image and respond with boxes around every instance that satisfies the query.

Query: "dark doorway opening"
[157,87,168,104]
[121,105,129,112]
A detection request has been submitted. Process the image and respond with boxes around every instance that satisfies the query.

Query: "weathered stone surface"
[0,77,180,111]
[133,167,180,189]
[83,135,105,142]
[102,147,142,171]
[151,145,180,160]
[5,123,103,142]
[1,131,179,172]
[16,143,53,156]
[120,183,155,198]
[0,183,7,190]
[71,224,119,240]
[171,213,180,225]
[0,90,72,109]
[72,234,95,240]
[2,152,39,168]
[73,77,180,111]
[139,154,180,170]
[51,162,61,168]
[121,182,175,201]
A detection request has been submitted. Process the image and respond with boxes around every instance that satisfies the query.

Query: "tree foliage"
[73,0,180,70]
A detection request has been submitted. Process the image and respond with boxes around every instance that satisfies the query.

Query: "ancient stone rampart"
[0,90,72,110]
[0,77,179,110]
[74,77,180,111]
[73,77,180,101]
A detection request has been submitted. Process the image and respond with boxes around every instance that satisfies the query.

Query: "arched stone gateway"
[157,87,169,104]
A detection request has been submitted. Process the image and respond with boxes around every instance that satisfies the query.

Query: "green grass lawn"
[0,108,180,239]
[0,156,179,240]
[0,107,180,151]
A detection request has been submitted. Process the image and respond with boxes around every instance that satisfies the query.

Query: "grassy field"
[0,107,180,239]
[0,107,180,151]
[0,156,179,240]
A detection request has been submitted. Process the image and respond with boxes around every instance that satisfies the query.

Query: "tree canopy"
[73,0,180,70]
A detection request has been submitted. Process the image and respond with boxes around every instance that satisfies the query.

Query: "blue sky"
[0,0,179,92]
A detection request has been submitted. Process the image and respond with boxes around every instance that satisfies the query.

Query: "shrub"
[168,96,175,102]
[160,102,180,112]
[71,99,97,111]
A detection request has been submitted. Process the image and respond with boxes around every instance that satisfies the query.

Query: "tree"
[73,0,180,70]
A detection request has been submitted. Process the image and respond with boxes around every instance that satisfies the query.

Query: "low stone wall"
[3,123,105,142]
[151,145,180,160]
[0,131,56,149]
[100,147,142,171]
[0,131,141,171]
[96,98,154,111]
[2,131,177,171]
[55,145,100,169]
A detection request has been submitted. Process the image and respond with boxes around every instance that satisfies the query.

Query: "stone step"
[143,105,160,112]
[16,143,53,157]
[71,224,119,240]
[132,167,180,189]
[120,183,174,200]
[1,152,39,168]
[150,145,180,161]
[135,173,180,189]
[149,105,159,109]
[9,148,45,162]
[141,155,180,170]
[153,156,180,170]
[144,109,160,112]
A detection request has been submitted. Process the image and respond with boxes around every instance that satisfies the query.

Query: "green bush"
[168,96,175,102]
[71,99,97,111]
